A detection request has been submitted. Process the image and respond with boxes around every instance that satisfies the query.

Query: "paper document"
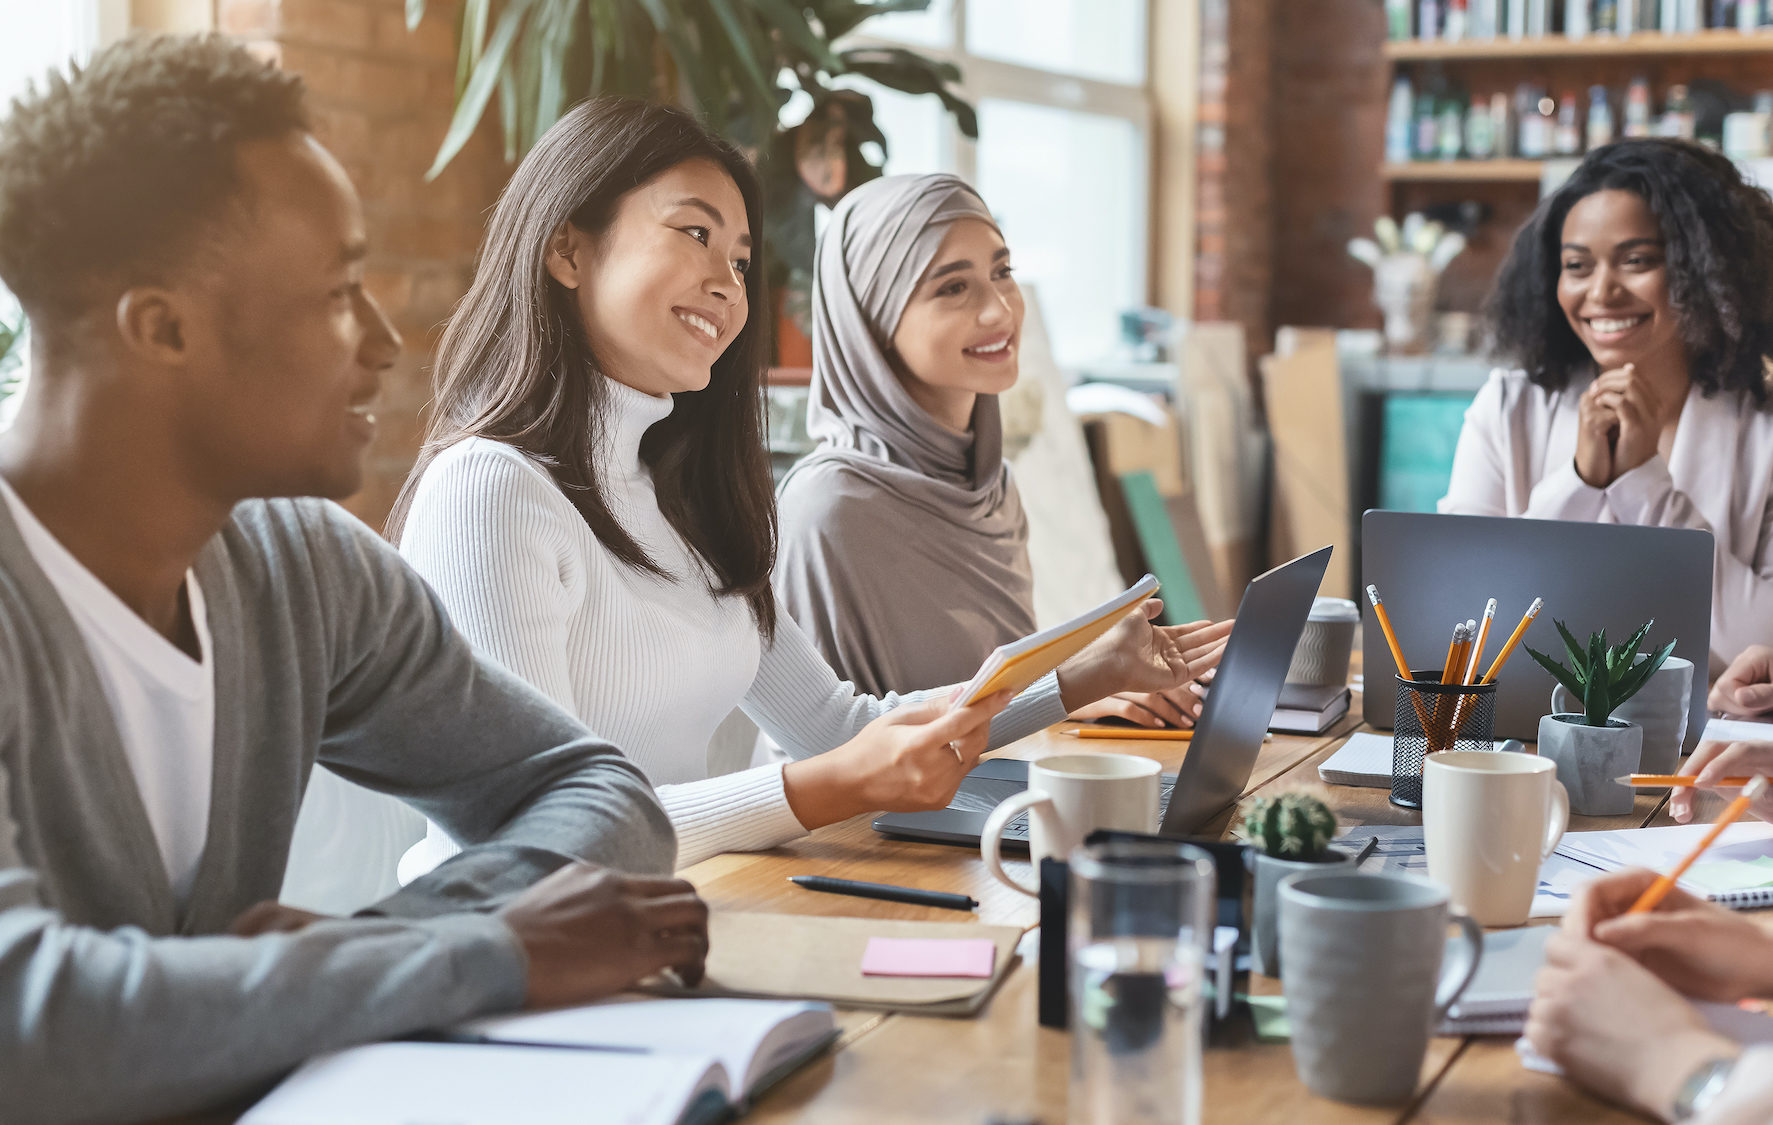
[953,574,1157,708]
[1700,716,1773,743]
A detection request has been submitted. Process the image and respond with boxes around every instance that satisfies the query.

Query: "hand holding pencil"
[1670,739,1773,824]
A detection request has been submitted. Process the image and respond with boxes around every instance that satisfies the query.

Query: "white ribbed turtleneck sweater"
[397,377,1065,869]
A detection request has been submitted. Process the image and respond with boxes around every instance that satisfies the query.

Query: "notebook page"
[1556,822,1773,902]
[240,1042,726,1125]
[462,997,834,1096]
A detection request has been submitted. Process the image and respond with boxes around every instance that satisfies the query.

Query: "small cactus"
[1241,793,1338,862]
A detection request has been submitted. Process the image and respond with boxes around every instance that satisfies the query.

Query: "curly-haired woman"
[1441,139,1773,670]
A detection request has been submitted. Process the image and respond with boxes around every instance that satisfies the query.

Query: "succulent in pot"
[1526,620,1674,815]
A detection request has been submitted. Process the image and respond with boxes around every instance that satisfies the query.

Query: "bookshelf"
[1382,159,1547,181]
[1385,28,1773,60]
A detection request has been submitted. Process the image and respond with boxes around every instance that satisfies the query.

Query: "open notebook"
[954,574,1157,707]
[1554,821,1773,909]
[241,998,836,1125]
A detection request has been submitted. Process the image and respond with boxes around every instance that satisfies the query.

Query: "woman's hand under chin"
[1055,601,1233,714]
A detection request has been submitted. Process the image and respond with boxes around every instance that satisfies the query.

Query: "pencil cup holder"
[1390,671,1498,810]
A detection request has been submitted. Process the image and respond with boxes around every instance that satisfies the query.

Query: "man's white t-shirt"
[0,477,214,906]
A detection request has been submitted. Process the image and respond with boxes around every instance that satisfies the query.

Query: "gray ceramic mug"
[1278,870,1482,1105]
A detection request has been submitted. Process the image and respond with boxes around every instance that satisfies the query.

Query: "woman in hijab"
[390,100,1228,872]
[776,173,1227,728]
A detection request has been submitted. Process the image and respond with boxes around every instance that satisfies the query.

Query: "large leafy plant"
[406,0,976,325]
[1526,619,1677,728]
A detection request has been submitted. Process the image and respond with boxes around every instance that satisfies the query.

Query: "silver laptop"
[872,546,1332,848]
[1360,511,1712,749]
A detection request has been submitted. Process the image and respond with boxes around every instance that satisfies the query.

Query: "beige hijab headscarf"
[774,173,1035,695]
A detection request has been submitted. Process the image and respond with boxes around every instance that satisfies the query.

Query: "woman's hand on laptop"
[1055,602,1232,714]
[781,690,1012,829]
[1670,739,1773,823]
[1068,680,1207,729]
[1709,644,1773,718]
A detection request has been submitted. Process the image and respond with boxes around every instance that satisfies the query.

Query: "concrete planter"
[1251,849,1356,977]
[1537,714,1642,816]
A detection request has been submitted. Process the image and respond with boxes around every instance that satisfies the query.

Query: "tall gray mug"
[1278,870,1482,1105]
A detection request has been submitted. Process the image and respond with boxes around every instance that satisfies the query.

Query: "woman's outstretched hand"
[1056,600,1233,714]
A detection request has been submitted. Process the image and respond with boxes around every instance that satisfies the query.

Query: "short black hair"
[1486,139,1773,404]
[0,33,308,327]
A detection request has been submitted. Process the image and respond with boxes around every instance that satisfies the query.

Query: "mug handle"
[982,790,1050,898]
[1433,912,1486,1022]
[1541,778,1571,859]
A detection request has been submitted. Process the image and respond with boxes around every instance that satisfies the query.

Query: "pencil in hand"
[1627,775,1769,915]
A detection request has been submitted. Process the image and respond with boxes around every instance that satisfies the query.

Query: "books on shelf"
[241,998,837,1125]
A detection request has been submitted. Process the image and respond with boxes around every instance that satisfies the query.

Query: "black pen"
[788,875,978,911]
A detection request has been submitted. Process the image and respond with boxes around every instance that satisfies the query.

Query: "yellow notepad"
[952,574,1159,708]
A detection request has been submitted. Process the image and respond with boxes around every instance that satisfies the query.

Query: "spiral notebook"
[1554,821,1773,909]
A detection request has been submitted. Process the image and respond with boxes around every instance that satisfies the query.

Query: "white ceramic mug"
[1423,751,1570,926]
[981,753,1162,897]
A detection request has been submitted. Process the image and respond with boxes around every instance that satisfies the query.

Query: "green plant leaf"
[407,0,427,31]
[1585,671,1612,727]
[706,0,780,113]
[429,0,534,179]
[815,0,933,41]
[751,0,844,71]
[1554,619,1589,677]
[1526,644,1588,704]
[1613,639,1678,706]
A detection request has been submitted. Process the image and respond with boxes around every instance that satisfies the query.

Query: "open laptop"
[872,545,1333,848]
[1361,511,1713,749]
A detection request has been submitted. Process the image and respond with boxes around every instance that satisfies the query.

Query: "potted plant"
[407,0,976,361]
[1241,792,1350,978]
[1526,620,1675,816]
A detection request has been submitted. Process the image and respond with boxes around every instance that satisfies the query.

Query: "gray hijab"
[774,173,1035,695]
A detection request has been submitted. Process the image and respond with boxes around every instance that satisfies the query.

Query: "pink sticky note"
[860,937,997,979]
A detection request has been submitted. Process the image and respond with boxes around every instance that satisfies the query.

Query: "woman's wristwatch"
[1671,1056,1739,1121]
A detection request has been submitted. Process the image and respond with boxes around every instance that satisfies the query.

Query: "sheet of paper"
[239,1042,721,1125]
[1318,732,1507,788]
[1335,825,1598,918]
[1681,856,1773,894]
[1700,717,1773,743]
[860,937,996,979]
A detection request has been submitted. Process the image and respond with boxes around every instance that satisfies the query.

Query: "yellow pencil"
[1621,774,1757,788]
[1365,585,1414,682]
[1464,599,1497,685]
[1479,597,1543,685]
[1440,622,1471,685]
[1628,776,1769,914]
[1066,727,1195,741]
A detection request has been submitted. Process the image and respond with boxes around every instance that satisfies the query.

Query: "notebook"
[1436,925,1556,1037]
[1317,731,1508,788]
[649,911,1024,1015]
[1270,682,1351,734]
[241,998,837,1125]
[953,574,1158,707]
[1554,821,1773,909]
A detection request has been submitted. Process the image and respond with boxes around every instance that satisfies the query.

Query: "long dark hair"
[388,97,777,635]
[1487,138,1773,403]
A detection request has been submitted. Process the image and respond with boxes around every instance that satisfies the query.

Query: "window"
[844,0,1152,368]
[0,0,113,427]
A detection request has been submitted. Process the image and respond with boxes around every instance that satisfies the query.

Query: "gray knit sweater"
[0,496,675,1123]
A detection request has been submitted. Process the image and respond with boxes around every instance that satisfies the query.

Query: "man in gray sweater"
[0,34,706,1124]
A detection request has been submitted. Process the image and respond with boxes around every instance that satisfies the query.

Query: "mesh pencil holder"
[1389,670,1499,810]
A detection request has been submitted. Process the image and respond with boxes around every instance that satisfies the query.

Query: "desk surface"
[184,716,1739,1125]
[695,718,1733,1125]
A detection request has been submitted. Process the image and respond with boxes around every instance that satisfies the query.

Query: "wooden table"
[184,714,1736,1124]
[685,716,1734,1125]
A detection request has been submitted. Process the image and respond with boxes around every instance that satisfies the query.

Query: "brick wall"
[217,0,505,531]
[1192,0,1275,362]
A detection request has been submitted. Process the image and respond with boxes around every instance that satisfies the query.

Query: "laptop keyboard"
[988,775,1181,841]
